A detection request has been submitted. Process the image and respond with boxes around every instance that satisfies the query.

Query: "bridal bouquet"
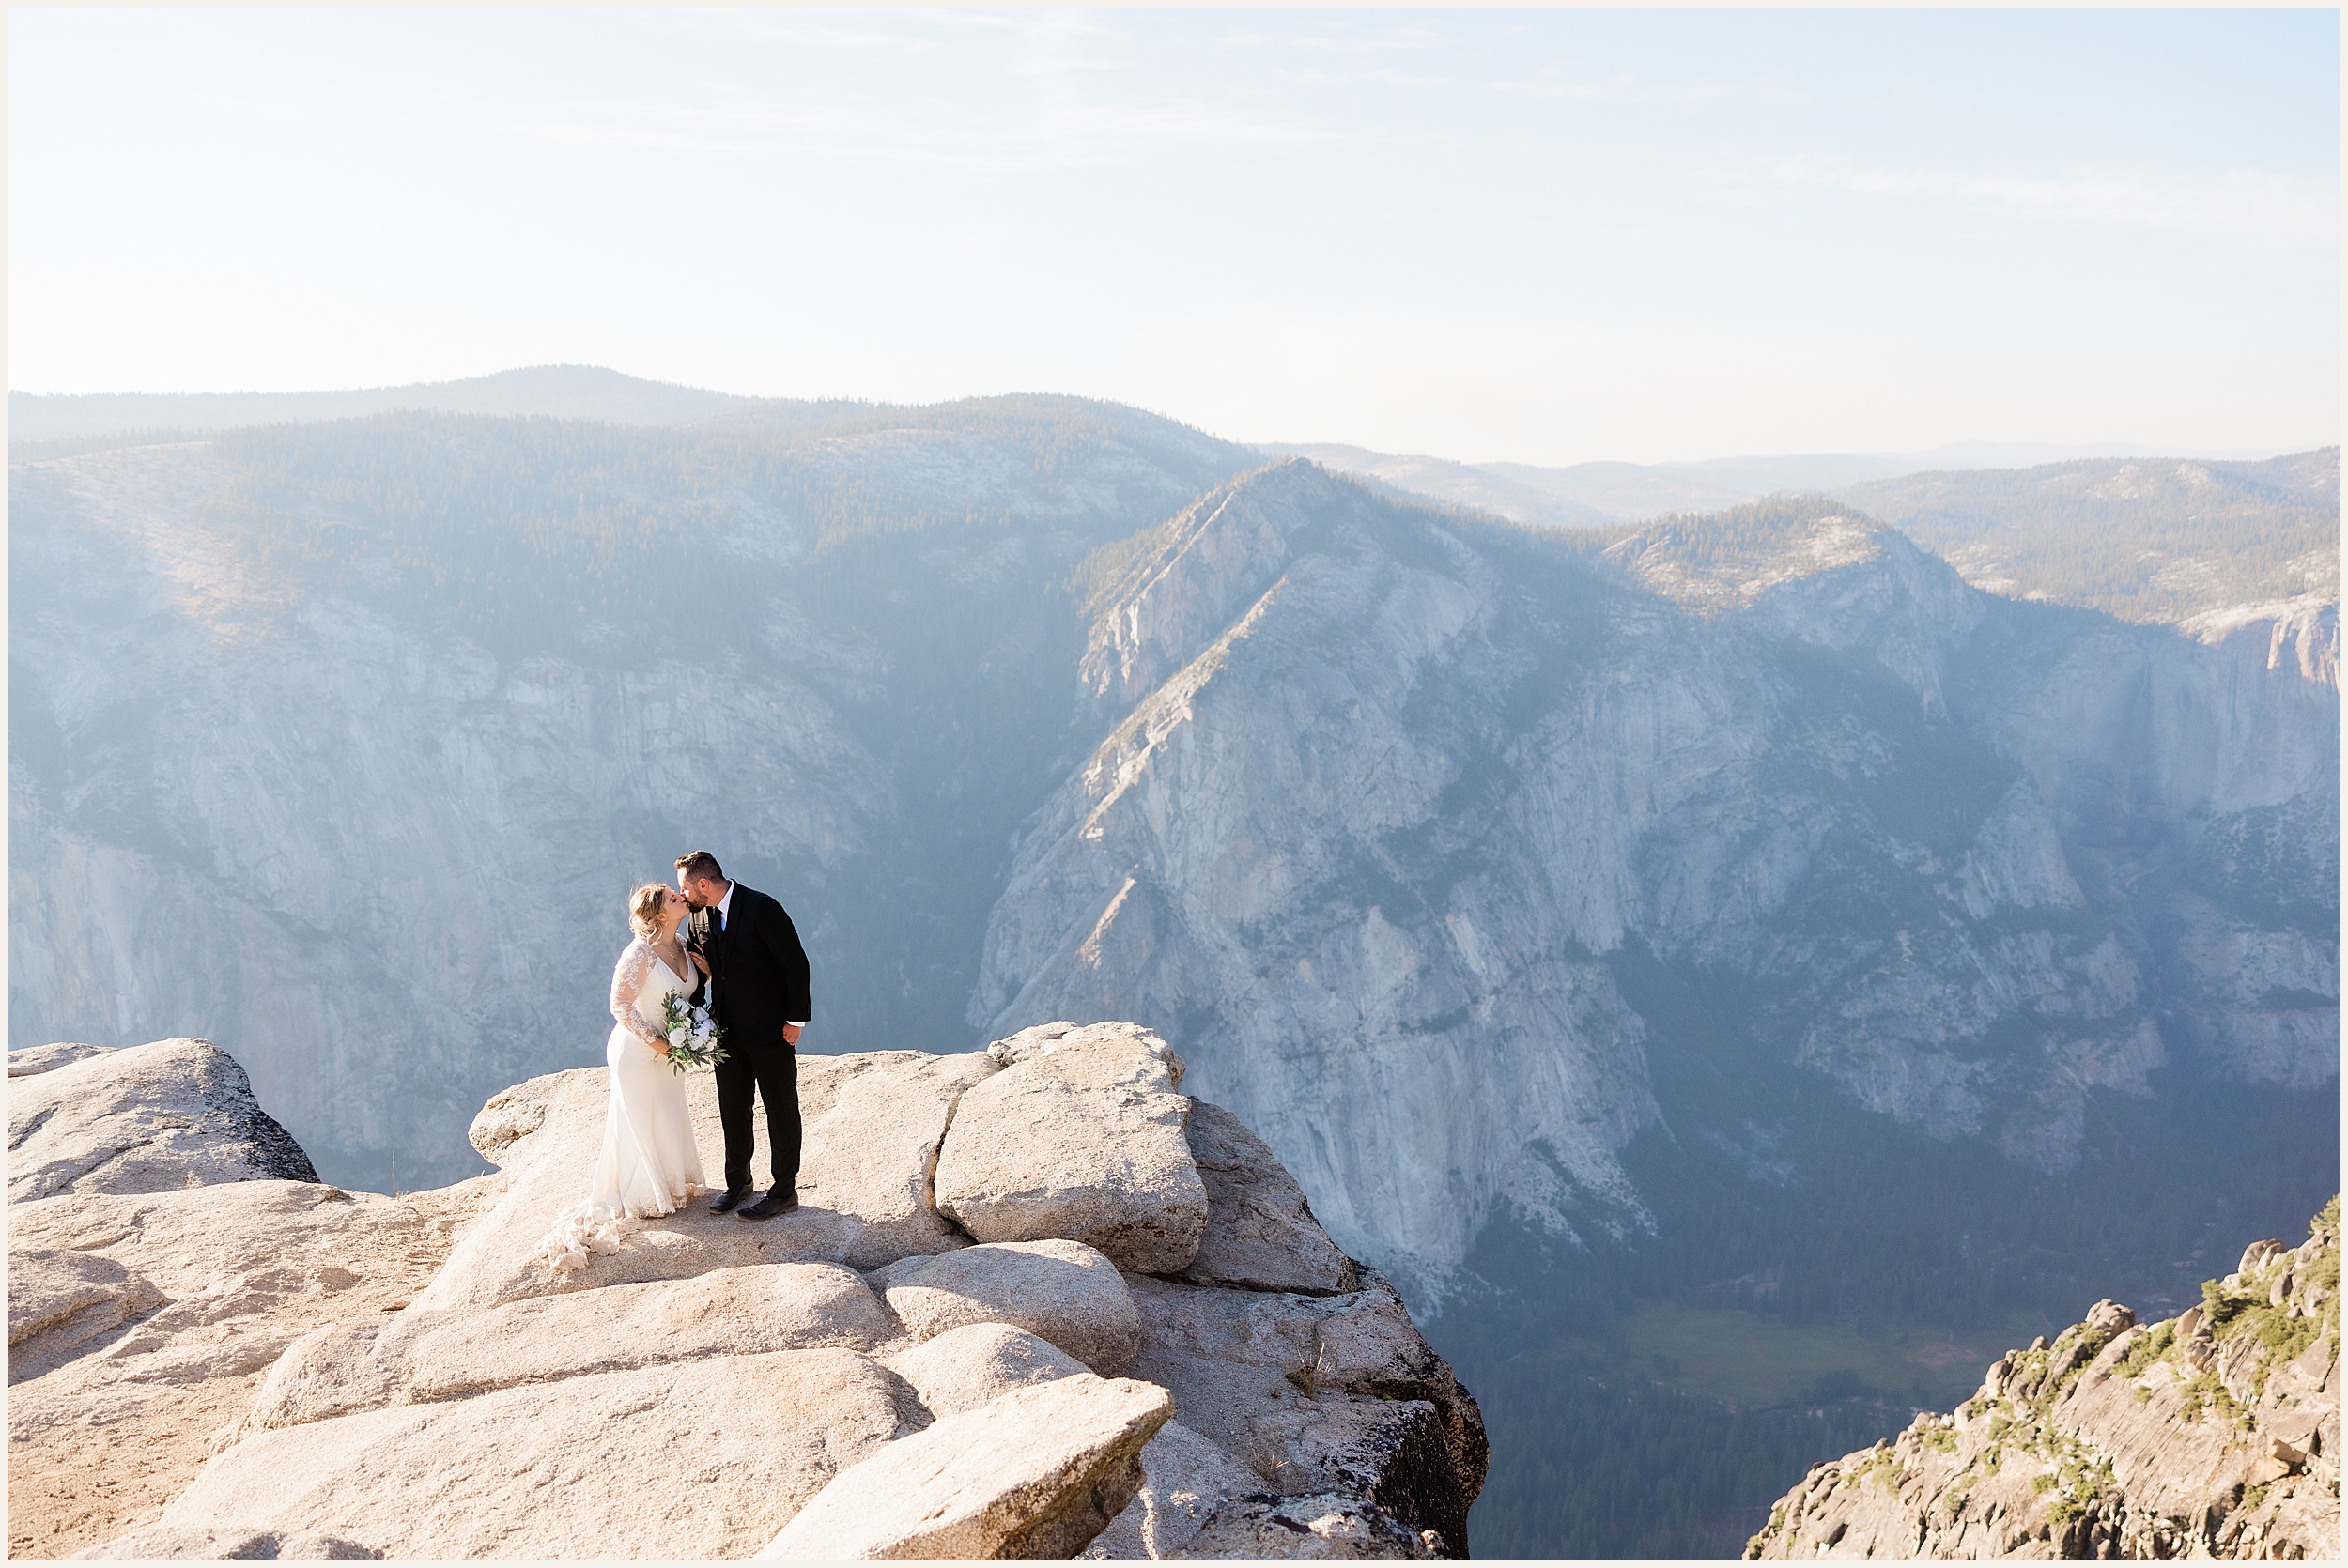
[659,993,728,1073]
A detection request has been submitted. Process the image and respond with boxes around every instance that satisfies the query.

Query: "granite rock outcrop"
[9,1030,1486,1560]
[760,1373,1174,1560]
[1745,1198,2340,1560]
[8,1038,317,1204]
[935,1021,1210,1273]
[243,1261,897,1431]
[1177,1101,1359,1296]
[869,1238,1143,1376]
[5,1041,492,1560]
[881,1322,1090,1418]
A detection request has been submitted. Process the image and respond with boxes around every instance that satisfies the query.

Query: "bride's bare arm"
[609,944,668,1053]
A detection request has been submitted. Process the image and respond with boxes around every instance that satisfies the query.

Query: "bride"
[539,884,711,1271]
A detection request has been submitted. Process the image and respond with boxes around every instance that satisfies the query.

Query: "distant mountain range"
[1257,438,2284,527]
[1260,442,2342,626]
[26,363,2323,628]
[7,365,767,447]
[10,364,2276,508]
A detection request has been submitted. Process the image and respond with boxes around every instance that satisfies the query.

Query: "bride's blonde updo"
[627,883,670,941]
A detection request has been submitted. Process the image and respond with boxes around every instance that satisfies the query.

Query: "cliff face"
[975,468,2338,1288]
[7,1030,1486,1561]
[1745,1201,2340,1560]
[7,411,1254,1191]
[9,419,2338,1304]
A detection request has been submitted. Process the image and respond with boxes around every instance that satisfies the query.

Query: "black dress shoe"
[737,1187,800,1222]
[708,1188,750,1215]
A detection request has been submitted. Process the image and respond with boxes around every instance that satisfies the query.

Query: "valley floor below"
[1614,1301,2048,1409]
[1432,1301,2061,1559]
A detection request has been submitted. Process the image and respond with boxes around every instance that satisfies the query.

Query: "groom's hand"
[782,1023,803,1046]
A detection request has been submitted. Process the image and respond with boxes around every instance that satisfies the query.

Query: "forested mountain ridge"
[28,368,2327,629]
[9,398,2337,1557]
[1256,438,2202,527]
[1834,448,2340,625]
[1272,438,2339,629]
[174,397,1246,655]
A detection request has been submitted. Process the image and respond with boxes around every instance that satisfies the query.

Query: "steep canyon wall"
[9,408,2337,1307]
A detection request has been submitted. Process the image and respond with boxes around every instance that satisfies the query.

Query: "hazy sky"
[11,8,2339,464]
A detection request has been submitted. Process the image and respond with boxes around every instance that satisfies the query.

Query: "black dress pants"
[716,1041,800,1192]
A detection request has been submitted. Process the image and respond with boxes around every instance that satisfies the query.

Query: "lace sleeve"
[610,942,664,1048]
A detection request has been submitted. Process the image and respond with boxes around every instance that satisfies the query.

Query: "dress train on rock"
[536,941,707,1272]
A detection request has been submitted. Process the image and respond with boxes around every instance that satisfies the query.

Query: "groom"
[675,850,812,1222]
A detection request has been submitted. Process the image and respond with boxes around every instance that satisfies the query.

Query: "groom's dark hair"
[675,850,724,884]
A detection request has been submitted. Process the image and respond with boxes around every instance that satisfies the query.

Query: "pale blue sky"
[10,8,2339,463]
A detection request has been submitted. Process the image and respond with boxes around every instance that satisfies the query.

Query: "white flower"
[667,1027,687,1048]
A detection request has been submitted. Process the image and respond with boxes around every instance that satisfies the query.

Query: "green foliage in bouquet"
[659,992,727,1074]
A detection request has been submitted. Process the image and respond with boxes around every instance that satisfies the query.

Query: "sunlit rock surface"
[9,1033,1484,1560]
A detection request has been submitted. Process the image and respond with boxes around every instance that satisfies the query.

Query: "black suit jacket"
[689,883,811,1049]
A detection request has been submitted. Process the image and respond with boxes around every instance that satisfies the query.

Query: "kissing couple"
[539,850,813,1271]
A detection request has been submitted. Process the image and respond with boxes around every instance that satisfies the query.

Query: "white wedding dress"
[537,937,709,1272]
